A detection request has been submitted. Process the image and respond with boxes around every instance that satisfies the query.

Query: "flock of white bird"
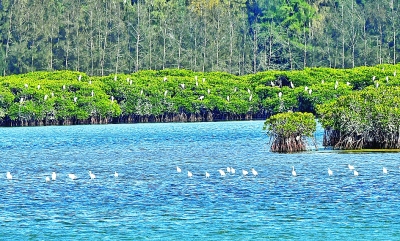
[4,171,118,181]
[176,164,391,179]
[3,164,390,181]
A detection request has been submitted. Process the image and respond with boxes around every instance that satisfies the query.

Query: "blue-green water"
[1,121,400,240]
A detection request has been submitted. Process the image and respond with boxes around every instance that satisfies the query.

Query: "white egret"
[242,169,248,176]
[89,171,96,179]
[114,171,119,177]
[187,171,193,178]
[346,82,351,86]
[375,82,379,88]
[6,172,12,180]
[163,77,167,82]
[68,174,77,180]
[290,81,294,88]
[52,172,56,181]
[372,76,376,81]
[278,92,282,98]
[180,83,185,89]
[164,90,168,97]
[353,170,359,176]
[196,80,198,87]
[226,167,231,173]
[251,168,258,176]
[305,86,308,91]
[386,76,389,82]
[292,166,297,177]
[111,96,114,102]
[91,90,94,97]
[271,81,275,87]
[44,95,48,101]
[394,71,397,76]
[383,167,388,174]
[198,95,204,100]
[89,80,92,85]
[231,167,236,174]
[78,75,82,81]
[37,84,41,90]
[227,96,230,102]
[348,164,355,170]
[308,89,312,95]
[249,94,253,101]
[202,78,206,83]
[114,75,117,81]
[24,83,28,88]
[247,88,251,94]
[205,172,210,178]
[219,169,226,177]
[73,97,77,102]
[207,89,211,94]
[176,166,182,173]
[328,168,333,176]
[46,177,50,182]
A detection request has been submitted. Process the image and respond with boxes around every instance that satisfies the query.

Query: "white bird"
[78,75,82,81]
[372,76,376,81]
[196,80,199,87]
[20,97,24,103]
[394,71,397,76]
[176,166,181,173]
[322,79,325,84]
[278,92,282,98]
[89,80,92,85]
[249,94,253,101]
[328,168,333,176]
[91,90,94,97]
[292,166,297,177]
[24,83,28,88]
[164,90,168,97]
[51,92,54,97]
[187,171,193,178]
[348,164,355,170]
[140,89,143,95]
[231,167,236,174]
[247,88,251,94]
[68,174,77,180]
[219,169,226,177]
[271,81,275,87]
[37,84,41,90]
[205,172,210,178]
[111,96,114,102]
[308,89,312,95]
[114,171,119,177]
[375,82,379,88]
[207,89,211,94]
[6,171,12,180]
[290,81,294,88]
[383,167,388,174]
[180,83,185,89]
[386,76,389,82]
[63,85,66,90]
[89,171,96,179]
[73,97,77,102]
[163,77,167,82]
[44,94,48,101]
[305,86,308,91]
[52,172,56,181]
[114,75,117,81]
[251,168,258,176]
[335,81,339,90]
[234,87,237,92]
[226,167,231,173]
[46,177,50,182]
[202,78,206,83]
[242,169,248,176]
[227,96,230,102]
[354,170,359,176]
[198,95,204,100]
[346,82,351,86]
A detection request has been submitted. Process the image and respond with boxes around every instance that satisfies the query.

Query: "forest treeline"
[0,0,399,76]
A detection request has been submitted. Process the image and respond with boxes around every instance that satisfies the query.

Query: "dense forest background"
[0,0,399,76]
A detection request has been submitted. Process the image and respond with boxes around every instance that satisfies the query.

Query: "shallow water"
[1,121,400,240]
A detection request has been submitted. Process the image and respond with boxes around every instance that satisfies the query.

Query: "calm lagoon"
[1,121,399,240]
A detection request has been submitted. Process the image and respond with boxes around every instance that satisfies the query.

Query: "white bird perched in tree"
[24,83,28,88]
[207,89,211,94]
[111,96,114,102]
[386,76,389,82]
[219,169,226,177]
[140,89,143,95]
[278,92,282,98]
[127,78,130,82]
[37,85,41,90]
[89,80,92,85]
[334,81,339,90]
[227,96,230,102]
[308,89,312,95]
[353,170,359,176]
[322,79,325,84]
[129,79,132,85]
[20,97,24,103]
[163,77,167,82]
[6,171,12,180]
[114,75,117,81]
[205,172,210,178]
[180,83,185,89]
[290,81,295,89]
[328,168,333,176]
[46,177,50,182]
[73,97,78,102]
[187,171,193,178]
[198,95,204,100]
[305,86,308,91]
[234,87,237,92]
[249,94,253,101]
[63,85,66,90]
[202,78,206,83]
[394,70,397,76]
[89,171,96,179]
[91,90,94,97]
[375,82,379,88]
[52,172,56,181]
[372,76,376,81]
[176,166,181,173]
[51,92,54,97]
[271,81,275,87]
[164,90,168,97]
[68,173,77,180]
[44,94,48,101]
[196,80,198,87]
[251,168,258,176]
[78,75,82,81]
[242,169,248,176]
[383,167,388,174]
[248,88,251,94]
[292,166,297,177]
[346,82,351,86]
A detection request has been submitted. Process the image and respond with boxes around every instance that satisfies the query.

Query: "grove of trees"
[0,0,399,76]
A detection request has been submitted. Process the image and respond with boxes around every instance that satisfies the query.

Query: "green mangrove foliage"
[0,64,398,126]
[263,112,317,153]
[317,86,400,150]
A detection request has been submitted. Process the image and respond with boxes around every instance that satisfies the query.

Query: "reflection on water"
[0,121,399,240]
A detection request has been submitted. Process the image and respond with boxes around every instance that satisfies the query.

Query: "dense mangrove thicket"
[263,112,316,153]
[317,86,400,149]
[0,64,399,126]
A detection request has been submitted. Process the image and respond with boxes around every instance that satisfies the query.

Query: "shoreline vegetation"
[1,64,400,150]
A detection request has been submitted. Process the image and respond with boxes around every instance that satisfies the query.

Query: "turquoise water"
[1,121,400,240]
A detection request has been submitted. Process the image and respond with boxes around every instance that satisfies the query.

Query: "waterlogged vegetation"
[263,112,316,153]
[1,64,400,151]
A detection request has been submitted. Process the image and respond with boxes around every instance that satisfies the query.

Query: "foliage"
[263,112,316,153]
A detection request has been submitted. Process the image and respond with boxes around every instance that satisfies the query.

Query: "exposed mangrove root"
[270,135,310,153]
